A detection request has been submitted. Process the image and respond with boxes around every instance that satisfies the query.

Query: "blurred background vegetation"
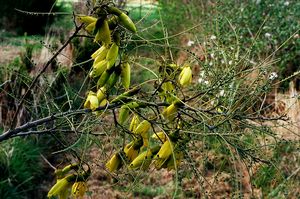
[0,0,299,198]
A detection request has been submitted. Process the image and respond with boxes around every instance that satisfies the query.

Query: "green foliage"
[0,138,44,199]
[206,0,300,90]
[133,185,165,198]
[253,141,299,197]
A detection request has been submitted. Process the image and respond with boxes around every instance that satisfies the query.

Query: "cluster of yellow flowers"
[78,5,137,111]
[47,164,90,199]
[106,114,185,172]
[48,1,195,197]
[105,62,193,172]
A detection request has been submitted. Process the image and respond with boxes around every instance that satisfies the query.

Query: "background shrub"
[0,0,62,34]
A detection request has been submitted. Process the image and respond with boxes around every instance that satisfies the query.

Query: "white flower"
[265,33,272,38]
[204,80,209,85]
[284,1,289,6]
[198,78,204,84]
[219,90,225,96]
[210,53,215,59]
[221,59,225,64]
[187,40,195,47]
[268,72,278,80]
[228,60,233,65]
[200,71,205,77]
[209,62,213,66]
[210,35,217,40]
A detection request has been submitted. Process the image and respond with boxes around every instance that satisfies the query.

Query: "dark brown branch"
[1,103,121,142]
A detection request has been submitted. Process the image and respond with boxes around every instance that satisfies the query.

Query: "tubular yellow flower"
[71,181,87,199]
[85,21,96,33]
[129,114,140,132]
[178,65,192,87]
[93,49,108,66]
[84,91,99,111]
[47,177,72,199]
[77,15,97,25]
[106,42,119,69]
[91,45,108,60]
[119,12,137,33]
[151,131,167,142]
[134,120,151,147]
[96,87,107,102]
[106,6,137,33]
[97,70,111,88]
[94,19,111,45]
[90,60,108,78]
[129,149,152,170]
[155,140,173,169]
[121,62,131,89]
[106,153,122,172]
[162,103,178,121]
[134,120,151,135]
[124,137,143,162]
[99,98,108,107]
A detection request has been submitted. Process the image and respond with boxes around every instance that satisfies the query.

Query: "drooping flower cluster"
[78,5,137,111]
[48,164,90,199]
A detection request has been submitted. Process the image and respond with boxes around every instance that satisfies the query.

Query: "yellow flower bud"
[119,13,137,33]
[77,15,97,25]
[121,62,131,89]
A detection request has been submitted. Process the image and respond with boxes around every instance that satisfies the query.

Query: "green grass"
[0,138,44,199]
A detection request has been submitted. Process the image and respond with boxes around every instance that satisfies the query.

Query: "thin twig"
[10,24,83,129]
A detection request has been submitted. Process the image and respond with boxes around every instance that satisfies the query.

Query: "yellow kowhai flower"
[124,137,143,162]
[84,91,99,111]
[129,149,152,170]
[134,120,151,147]
[162,103,178,121]
[71,181,87,199]
[129,114,140,132]
[48,176,73,199]
[151,131,167,142]
[178,65,192,87]
[130,146,160,170]
[106,153,122,172]
[155,140,174,169]
[96,87,107,102]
